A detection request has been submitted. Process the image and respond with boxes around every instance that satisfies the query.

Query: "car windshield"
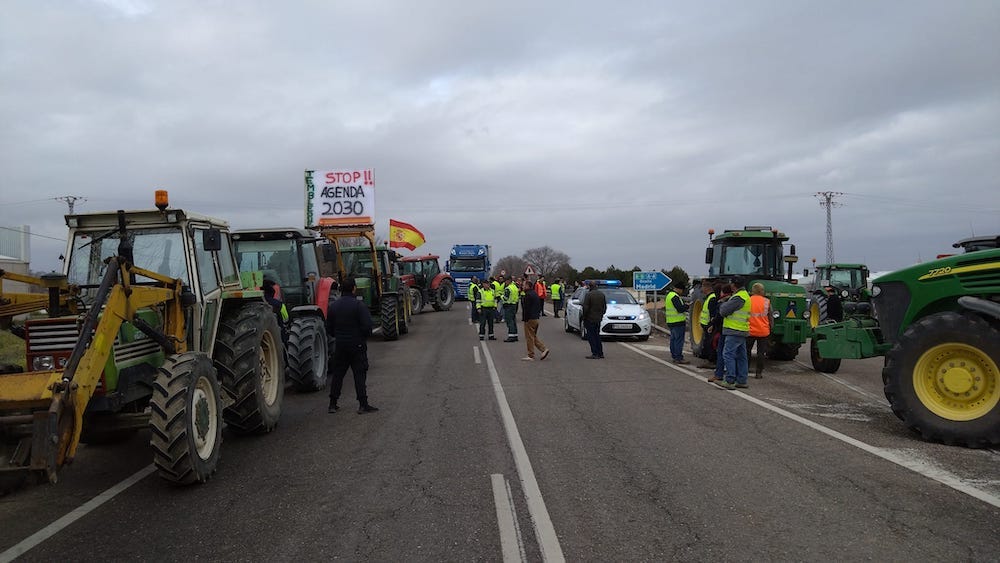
[450,258,485,272]
[600,288,637,305]
[823,269,865,290]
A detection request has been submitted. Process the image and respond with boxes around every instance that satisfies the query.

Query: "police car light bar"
[586,279,622,287]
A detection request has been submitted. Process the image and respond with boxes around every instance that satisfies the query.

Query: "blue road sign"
[632,271,672,291]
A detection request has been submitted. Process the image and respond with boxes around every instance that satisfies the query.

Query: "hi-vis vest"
[478,287,497,309]
[504,283,520,304]
[699,293,715,325]
[664,291,685,324]
[551,283,562,300]
[723,289,752,332]
[469,283,480,303]
[749,294,771,337]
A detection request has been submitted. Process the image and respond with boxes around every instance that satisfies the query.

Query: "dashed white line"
[620,342,1000,510]
[1,464,156,562]
[474,346,482,364]
[480,342,565,562]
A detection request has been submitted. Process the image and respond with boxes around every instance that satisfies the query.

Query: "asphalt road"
[2,304,999,561]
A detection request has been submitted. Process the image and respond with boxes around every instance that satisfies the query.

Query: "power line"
[815,191,843,264]
[0,225,65,242]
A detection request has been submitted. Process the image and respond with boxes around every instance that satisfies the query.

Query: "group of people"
[695,276,772,389]
[467,275,567,361]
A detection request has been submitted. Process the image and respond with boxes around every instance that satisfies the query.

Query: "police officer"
[326,277,379,414]
[468,276,481,324]
[478,280,498,340]
[502,277,520,342]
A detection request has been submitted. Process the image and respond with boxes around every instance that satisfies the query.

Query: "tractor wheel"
[811,292,843,323]
[410,287,425,314]
[286,316,328,392]
[381,294,400,341]
[432,280,456,311]
[215,302,285,434]
[882,312,1000,447]
[150,352,222,485]
[768,340,800,361]
[810,335,842,373]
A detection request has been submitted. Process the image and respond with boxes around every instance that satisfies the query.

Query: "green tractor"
[803,263,874,373]
[811,242,1000,447]
[317,225,411,341]
[1,193,284,487]
[689,226,813,361]
[232,228,337,392]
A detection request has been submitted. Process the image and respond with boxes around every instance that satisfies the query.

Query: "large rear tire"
[410,287,424,315]
[150,352,222,485]
[768,340,800,361]
[432,279,456,311]
[215,302,285,434]
[883,312,1000,447]
[688,286,707,358]
[286,315,328,392]
[381,294,400,341]
[811,292,843,323]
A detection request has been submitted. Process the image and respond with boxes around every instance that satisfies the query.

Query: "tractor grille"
[114,339,162,363]
[26,319,81,352]
[872,281,909,344]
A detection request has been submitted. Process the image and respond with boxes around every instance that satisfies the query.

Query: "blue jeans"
[714,334,727,379]
[723,334,749,384]
[585,320,604,357]
[668,324,685,360]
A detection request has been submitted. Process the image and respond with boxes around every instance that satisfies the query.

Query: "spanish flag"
[389,219,426,251]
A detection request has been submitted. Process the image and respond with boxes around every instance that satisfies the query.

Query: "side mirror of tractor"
[322,244,338,262]
[203,228,222,252]
[704,247,713,265]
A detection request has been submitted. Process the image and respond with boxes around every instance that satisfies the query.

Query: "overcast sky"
[2,0,998,277]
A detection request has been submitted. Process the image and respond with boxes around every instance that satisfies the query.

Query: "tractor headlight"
[803,309,811,319]
[841,289,849,299]
[871,284,882,297]
[33,355,55,371]
[772,311,781,319]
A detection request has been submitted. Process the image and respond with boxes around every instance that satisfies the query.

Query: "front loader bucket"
[0,369,70,490]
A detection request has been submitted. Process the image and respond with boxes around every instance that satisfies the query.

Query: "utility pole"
[815,191,843,264]
[54,195,87,214]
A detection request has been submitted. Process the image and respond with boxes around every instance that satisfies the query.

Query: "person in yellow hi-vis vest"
[477,281,498,341]
[468,276,481,324]
[550,278,564,318]
[664,283,690,364]
[714,276,752,390]
[502,278,521,342]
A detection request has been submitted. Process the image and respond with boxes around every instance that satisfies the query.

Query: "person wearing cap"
[714,276,752,390]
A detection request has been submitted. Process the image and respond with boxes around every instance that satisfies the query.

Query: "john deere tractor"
[803,263,874,373]
[688,226,813,361]
[316,225,411,340]
[810,242,1000,447]
[0,192,284,488]
[232,228,337,392]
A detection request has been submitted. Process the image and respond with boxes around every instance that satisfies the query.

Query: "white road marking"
[620,342,1000,510]
[474,346,481,364]
[0,464,156,562]
[491,474,527,563]
[480,342,565,562]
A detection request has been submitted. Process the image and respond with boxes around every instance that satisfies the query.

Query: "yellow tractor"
[0,192,284,489]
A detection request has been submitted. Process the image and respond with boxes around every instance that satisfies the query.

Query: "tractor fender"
[289,304,326,319]
[429,273,453,289]
[314,277,335,317]
[958,296,1000,322]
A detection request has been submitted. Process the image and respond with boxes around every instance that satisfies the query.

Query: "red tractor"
[398,255,456,313]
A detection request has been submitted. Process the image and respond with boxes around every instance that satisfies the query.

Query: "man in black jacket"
[581,281,607,359]
[520,280,550,361]
[326,277,378,414]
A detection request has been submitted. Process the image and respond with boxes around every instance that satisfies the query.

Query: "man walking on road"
[715,277,751,390]
[664,283,689,364]
[326,277,379,414]
[581,280,607,359]
[520,280,550,361]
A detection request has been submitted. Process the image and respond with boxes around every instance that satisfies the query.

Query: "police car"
[563,280,651,341]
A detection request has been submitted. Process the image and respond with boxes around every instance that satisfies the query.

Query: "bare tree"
[493,255,528,278]
[522,246,570,278]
